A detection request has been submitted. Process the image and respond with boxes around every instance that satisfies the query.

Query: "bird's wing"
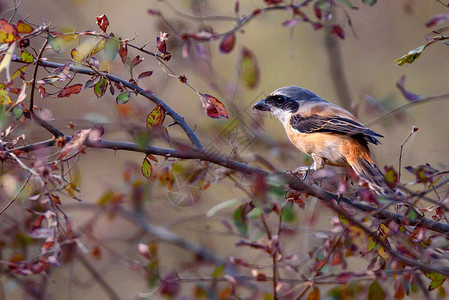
[290,113,383,145]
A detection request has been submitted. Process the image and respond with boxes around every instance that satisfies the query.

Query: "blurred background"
[2,0,449,299]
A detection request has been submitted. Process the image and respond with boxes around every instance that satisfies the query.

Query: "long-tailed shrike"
[253,86,390,195]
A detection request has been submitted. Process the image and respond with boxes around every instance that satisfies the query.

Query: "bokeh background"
[3,0,449,299]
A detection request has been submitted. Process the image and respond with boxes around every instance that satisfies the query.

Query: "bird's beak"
[253,99,271,111]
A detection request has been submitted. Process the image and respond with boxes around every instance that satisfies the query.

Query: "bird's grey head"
[253,86,324,126]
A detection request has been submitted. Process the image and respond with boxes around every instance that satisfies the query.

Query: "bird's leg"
[292,154,325,180]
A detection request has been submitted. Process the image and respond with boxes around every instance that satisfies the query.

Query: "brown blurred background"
[3,0,449,299]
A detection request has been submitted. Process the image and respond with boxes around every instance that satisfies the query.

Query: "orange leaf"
[307,286,320,300]
[96,14,109,32]
[200,93,228,119]
[16,20,33,34]
[0,19,19,43]
[58,84,82,98]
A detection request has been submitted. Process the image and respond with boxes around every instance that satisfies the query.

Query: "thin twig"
[398,126,418,182]
[77,255,122,300]
[0,174,31,215]
[366,93,449,126]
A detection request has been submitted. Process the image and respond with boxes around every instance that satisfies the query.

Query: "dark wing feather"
[290,114,383,144]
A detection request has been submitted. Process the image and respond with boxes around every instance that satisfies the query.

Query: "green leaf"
[247,207,263,219]
[281,205,296,223]
[141,157,153,179]
[368,281,385,300]
[94,77,108,98]
[395,45,428,66]
[368,236,376,252]
[104,33,119,61]
[363,0,377,5]
[233,205,249,237]
[425,272,447,291]
[212,265,224,278]
[116,91,130,104]
[338,0,358,9]
[406,208,418,222]
[339,214,350,226]
[12,105,23,119]
[47,32,63,53]
[20,50,34,63]
[240,47,259,89]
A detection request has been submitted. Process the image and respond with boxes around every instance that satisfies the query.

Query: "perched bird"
[253,86,390,195]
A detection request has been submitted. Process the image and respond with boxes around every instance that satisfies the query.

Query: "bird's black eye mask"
[264,95,299,113]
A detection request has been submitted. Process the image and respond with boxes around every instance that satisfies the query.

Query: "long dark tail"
[349,157,392,195]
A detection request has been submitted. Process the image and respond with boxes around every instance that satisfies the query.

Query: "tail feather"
[350,158,392,195]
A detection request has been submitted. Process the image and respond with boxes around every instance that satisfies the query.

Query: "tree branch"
[13,58,203,150]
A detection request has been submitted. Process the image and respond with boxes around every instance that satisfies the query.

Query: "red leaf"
[331,24,345,39]
[147,9,162,16]
[265,0,283,4]
[138,71,153,80]
[39,86,49,99]
[200,93,228,119]
[336,272,353,283]
[58,84,82,98]
[131,55,144,68]
[219,32,236,53]
[396,75,421,101]
[96,14,109,32]
[426,14,449,27]
[157,32,169,54]
[0,19,19,44]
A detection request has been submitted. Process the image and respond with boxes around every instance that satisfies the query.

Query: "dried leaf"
[94,77,108,98]
[307,286,320,300]
[137,71,153,80]
[240,47,260,89]
[141,157,153,179]
[426,14,449,27]
[368,281,385,300]
[58,84,82,98]
[199,93,228,119]
[425,272,447,290]
[283,19,301,27]
[96,14,109,32]
[219,32,236,53]
[71,48,84,62]
[16,20,34,34]
[331,24,345,39]
[0,19,19,43]
[58,129,91,159]
[396,75,421,101]
[146,105,165,128]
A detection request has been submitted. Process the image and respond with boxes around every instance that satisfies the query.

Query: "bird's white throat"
[271,107,291,128]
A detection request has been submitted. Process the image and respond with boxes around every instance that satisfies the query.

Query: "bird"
[253,85,391,195]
